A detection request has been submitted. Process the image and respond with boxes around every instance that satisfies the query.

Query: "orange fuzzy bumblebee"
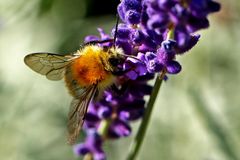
[24,45,125,144]
[65,46,117,97]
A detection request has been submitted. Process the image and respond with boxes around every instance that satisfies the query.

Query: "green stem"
[126,76,163,160]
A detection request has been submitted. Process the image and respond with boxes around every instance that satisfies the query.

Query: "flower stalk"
[126,75,163,160]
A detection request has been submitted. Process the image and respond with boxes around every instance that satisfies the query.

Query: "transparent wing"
[24,53,76,80]
[67,85,97,145]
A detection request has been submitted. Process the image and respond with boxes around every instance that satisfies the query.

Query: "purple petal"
[126,10,141,24]
[116,40,133,55]
[117,4,126,22]
[125,70,138,80]
[187,16,209,32]
[131,30,146,45]
[111,120,131,137]
[147,13,169,29]
[122,0,142,12]
[98,106,112,119]
[97,28,110,40]
[73,144,89,156]
[158,0,176,10]
[162,39,177,52]
[166,61,182,74]
[137,52,146,61]
[112,24,132,40]
[176,34,200,54]
[119,111,130,121]
[136,64,148,76]
[84,35,99,43]
[93,152,106,160]
[147,59,163,73]
[145,52,157,61]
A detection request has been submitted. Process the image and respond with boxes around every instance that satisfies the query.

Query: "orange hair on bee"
[64,45,115,97]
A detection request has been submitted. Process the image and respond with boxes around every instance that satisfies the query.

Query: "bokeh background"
[0,0,240,160]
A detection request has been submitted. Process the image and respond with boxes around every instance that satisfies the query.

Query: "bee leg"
[112,65,140,76]
[112,69,130,76]
[92,89,100,101]
[84,39,113,46]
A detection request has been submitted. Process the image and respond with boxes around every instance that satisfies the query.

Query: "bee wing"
[24,53,76,81]
[67,85,97,145]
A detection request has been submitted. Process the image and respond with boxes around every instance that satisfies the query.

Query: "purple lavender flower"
[85,28,113,47]
[74,129,105,160]
[74,0,221,159]
[123,57,147,80]
[137,52,162,73]
[118,0,142,25]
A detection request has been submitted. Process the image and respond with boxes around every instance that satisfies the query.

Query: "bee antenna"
[113,14,119,49]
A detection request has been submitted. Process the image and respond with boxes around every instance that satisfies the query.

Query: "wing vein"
[24,53,77,80]
[67,85,97,144]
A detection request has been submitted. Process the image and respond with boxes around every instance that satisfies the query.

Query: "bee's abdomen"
[64,65,85,97]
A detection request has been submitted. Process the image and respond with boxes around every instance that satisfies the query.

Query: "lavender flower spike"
[73,0,221,159]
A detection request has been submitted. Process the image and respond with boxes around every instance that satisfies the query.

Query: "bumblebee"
[24,44,125,144]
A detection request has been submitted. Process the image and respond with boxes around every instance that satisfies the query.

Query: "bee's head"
[106,47,126,75]
[109,56,123,67]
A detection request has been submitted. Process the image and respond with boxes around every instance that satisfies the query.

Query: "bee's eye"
[109,57,120,66]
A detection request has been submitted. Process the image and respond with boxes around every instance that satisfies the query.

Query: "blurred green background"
[0,0,240,160]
